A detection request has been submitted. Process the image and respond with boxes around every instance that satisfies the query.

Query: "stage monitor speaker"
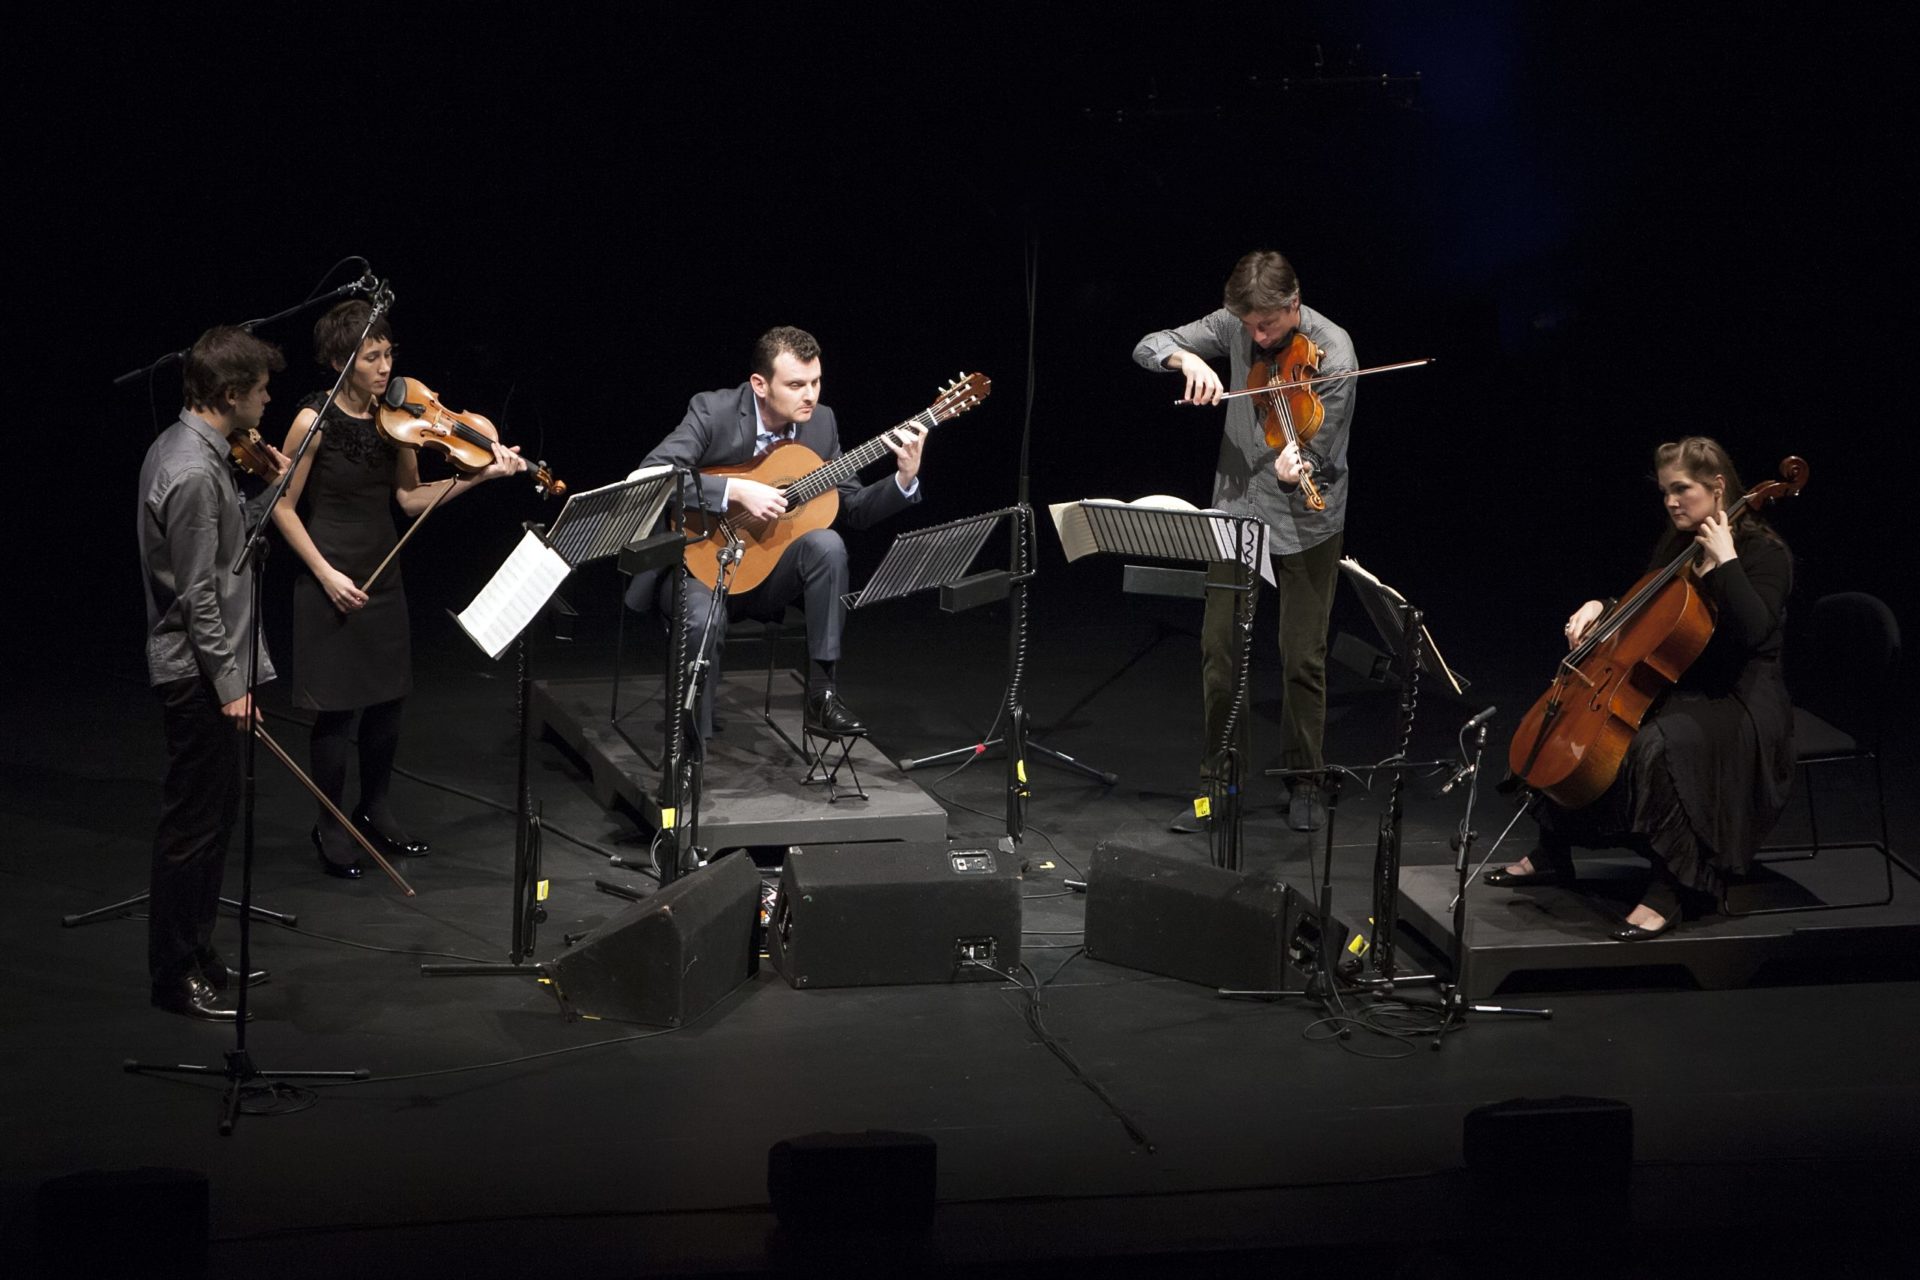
[545,851,761,1026]
[1084,841,1353,990]
[768,842,1021,988]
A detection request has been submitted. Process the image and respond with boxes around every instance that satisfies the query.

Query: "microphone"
[1439,761,1476,795]
[1462,705,1498,731]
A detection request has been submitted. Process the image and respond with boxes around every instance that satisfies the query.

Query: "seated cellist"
[1488,437,1795,940]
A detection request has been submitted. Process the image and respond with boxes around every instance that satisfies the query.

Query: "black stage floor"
[6,584,1919,1277]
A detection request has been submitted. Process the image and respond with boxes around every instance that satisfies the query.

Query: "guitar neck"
[784,409,938,505]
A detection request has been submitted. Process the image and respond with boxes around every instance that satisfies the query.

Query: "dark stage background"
[16,2,1913,702]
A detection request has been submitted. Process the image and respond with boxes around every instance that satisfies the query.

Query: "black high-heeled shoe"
[312,825,363,879]
[353,809,430,859]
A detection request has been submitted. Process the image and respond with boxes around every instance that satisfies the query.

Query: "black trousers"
[149,675,241,988]
[625,528,850,738]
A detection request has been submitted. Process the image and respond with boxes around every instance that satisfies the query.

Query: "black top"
[289,392,412,710]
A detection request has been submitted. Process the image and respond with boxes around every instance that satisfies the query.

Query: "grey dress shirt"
[137,410,277,704]
[1133,304,1356,556]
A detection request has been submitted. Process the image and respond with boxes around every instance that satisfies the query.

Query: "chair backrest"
[1794,592,1902,747]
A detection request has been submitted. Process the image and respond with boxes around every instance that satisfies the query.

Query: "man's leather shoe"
[1288,785,1325,833]
[151,974,248,1023]
[353,809,430,859]
[198,951,270,991]
[805,689,866,736]
[312,826,363,879]
[1168,805,1210,834]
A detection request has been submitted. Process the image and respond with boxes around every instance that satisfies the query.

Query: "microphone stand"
[1413,719,1553,1043]
[124,284,398,1133]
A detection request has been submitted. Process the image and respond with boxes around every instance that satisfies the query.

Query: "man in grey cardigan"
[1133,251,1357,832]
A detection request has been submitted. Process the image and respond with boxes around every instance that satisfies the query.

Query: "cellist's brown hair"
[1651,436,1782,556]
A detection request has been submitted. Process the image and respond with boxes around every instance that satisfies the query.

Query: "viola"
[1507,456,1809,808]
[377,376,565,497]
[228,427,282,479]
[1247,331,1328,512]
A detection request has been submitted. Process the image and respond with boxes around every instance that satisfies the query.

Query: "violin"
[377,376,565,497]
[1248,331,1328,512]
[1507,456,1809,809]
[228,427,282,479]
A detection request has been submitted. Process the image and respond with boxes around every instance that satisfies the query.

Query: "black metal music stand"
[897,506,1118,792]
[845,506,1032,839]
[422,470,677,980]
[1050,499,1265,870]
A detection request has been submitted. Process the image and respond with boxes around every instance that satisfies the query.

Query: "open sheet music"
[455,531,572,660]
[1048,495,1274,585]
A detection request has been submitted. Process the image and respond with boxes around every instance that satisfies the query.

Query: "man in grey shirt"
[1133,250,1356,832]
[137,326,288,1020]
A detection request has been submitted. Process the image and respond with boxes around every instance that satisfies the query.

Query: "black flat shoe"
[151,974,248,1022]
[353,809,430,859]
[1611,915,1676,942]
[1483,865,1574,888]
[312,826,363,879]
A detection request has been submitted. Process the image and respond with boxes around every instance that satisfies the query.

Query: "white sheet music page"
[455,530,571,659]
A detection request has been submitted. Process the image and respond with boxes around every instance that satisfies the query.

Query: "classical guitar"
[681,372,991,593]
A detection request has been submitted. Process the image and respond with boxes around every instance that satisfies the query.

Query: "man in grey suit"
[625,325,925,739]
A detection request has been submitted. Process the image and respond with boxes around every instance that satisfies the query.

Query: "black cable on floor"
[970,956,1155,1153]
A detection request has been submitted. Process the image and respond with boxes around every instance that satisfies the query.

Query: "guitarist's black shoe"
[805,689,867,736]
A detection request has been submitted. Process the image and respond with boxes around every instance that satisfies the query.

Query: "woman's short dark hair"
[751,326,821,379]
[1223,251,1301,316]
[182,326,285,412]
[313,299,395,368]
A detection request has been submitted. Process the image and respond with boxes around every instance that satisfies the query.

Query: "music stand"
[844,505,1030,829]
[1051,498,1266,870]
[422,469,676,979]
[1269,557,1462,979]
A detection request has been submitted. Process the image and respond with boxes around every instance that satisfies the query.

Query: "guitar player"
[623,326,925,740]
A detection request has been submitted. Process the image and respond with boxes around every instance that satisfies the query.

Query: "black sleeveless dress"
[290,393,412,710]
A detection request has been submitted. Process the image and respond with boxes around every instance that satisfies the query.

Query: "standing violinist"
[272,300,525,878]
[138,326,289,1019]
[1133,250,1357,832]
[1487,437,1794,939]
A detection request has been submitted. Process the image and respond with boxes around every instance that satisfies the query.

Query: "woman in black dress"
[274,301,525,877]
[1487,436,1794,938]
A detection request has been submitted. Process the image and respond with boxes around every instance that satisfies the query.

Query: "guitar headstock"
[929,372,992,423]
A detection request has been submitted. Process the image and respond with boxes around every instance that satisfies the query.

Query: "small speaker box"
[769,842,1022,988]
[545,850,761,1025]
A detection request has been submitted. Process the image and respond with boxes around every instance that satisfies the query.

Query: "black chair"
[1731,592,1915,915]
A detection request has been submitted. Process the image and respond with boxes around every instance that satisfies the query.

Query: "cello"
[1507,456,1807,809]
